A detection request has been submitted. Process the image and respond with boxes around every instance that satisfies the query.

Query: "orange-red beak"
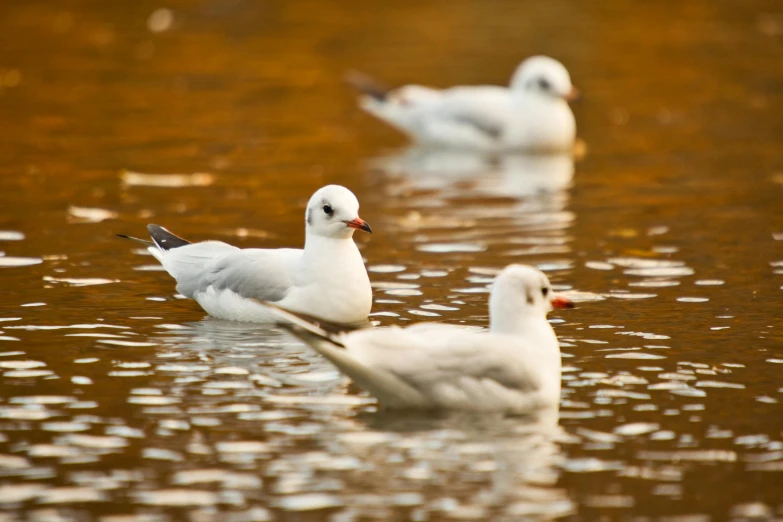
[564,86,581,102]
[345,217,372,233]
[551,295,575,309]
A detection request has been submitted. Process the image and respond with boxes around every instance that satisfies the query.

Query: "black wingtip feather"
[344,70,392,102]
[146,224,191,251]
[116,234,153,246]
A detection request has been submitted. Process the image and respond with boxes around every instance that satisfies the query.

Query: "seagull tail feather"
[344,70,392,102]
[260,302,346,346]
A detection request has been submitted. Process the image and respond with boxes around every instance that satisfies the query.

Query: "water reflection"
[322,407,574,520]
[140,317,574,518]
[372,147,574,198]
[95,318,575,518]
[150,318,334,389]
[370,148,577,304]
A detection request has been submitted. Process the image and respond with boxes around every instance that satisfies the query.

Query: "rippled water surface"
[1,0,782,520]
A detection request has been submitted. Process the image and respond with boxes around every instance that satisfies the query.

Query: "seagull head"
[510,56,579,102]
[305,185,372,239]
[489,264,573,331]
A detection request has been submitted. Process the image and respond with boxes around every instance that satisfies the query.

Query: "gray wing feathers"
[155,241,239,297]
[290,329,432,409]
[204,249,295,302]
[428,87,511,141]
[349,330,541,395]
[450,114,503,139]
[156,243,296,303]
[141,225,297,303]
[433,347,541,394]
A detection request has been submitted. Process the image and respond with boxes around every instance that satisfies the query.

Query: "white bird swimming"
[265,264,574,413]
[119,185,374,324]
[347,56,578,153]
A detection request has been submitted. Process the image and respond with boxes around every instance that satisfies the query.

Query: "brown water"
[1,0,782,520]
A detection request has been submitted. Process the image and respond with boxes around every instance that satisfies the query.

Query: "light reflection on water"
[1,0,782,519]
[373,148,574,198]
[0,251,780,520]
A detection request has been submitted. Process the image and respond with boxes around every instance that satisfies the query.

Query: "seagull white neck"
[494,309,561,395]
[303,231,355,252]
[301,232,366,278]
[490,311,553,338]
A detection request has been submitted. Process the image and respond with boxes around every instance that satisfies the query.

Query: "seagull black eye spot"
[541,287,549,297]
[537,78,551,91]
[323,204,333,216]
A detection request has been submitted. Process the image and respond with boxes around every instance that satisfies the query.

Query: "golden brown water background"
[1,0,782,520]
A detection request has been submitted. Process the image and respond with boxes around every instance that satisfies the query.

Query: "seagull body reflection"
[372,148,575,198]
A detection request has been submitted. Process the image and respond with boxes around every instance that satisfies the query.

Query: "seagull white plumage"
[348,56,578,153]
[120,185,373,324]
[265,264,574,413]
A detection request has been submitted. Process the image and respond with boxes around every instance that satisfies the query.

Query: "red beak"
[345,217,372,233]
[551,295,575,309]
[564,86,581,102]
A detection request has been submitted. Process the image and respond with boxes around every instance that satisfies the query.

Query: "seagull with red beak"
[348,55,579,153]
[119,185,374,324]
[263,264,574,414]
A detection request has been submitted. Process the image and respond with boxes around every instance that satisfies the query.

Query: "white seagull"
[265,264,574,413]
[119,185,374,324]
[347,56,579,153]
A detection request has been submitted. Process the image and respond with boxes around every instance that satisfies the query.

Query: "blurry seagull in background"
[347,56,578,153]
[118,185,373,324]
[264,264,574,414]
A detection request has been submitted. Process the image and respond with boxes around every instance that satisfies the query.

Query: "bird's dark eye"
[537,78,551,90]
[541,287,549,297]
[323,204,333,216]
